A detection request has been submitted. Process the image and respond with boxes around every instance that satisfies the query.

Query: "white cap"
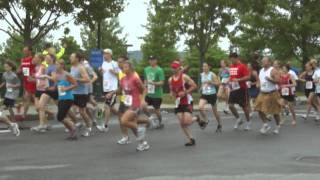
[103,48,113,55]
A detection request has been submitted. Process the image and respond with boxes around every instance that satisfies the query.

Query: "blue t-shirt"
[57,75,74,100]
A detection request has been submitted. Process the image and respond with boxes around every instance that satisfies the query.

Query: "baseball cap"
[148,56,157,60]
[171,61,181,69]
[103,49,113,55]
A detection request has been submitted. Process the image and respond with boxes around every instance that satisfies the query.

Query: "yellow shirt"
[42,48,65,67]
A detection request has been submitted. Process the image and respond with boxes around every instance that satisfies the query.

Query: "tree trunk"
[23,9,32,46]
[97,20,101,49]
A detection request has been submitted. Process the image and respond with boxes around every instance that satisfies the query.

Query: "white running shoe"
[96,125,105,132]
[301,114,307,120]
[234,118,243,129]
[65,128,69,133]
[273,126,280,135]
[117,137,131,145]
[10,123,20,136]
[81,128,91,137]
[244,121,252,131]
[30,125,47,133]
[260,123,271,134]
[136,126,146,141]
[136,141,150,151]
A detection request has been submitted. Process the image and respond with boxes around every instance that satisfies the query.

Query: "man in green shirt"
[143,56,165,129]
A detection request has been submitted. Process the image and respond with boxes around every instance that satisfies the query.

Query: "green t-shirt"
[144,66,165,98]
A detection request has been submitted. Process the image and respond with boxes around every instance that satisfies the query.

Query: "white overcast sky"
[0,0,230,52]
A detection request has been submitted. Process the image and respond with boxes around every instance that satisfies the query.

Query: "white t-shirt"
[102,60,120,92]
[313,69,320,93]
[289,70,298,80]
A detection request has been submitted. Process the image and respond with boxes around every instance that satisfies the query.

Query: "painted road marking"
[2,164,70,172]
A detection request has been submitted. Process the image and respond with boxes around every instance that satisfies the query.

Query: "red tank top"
[280,74,293,96]
[170,73,190,105]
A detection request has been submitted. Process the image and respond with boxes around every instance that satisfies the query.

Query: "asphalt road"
[1,106,320,180]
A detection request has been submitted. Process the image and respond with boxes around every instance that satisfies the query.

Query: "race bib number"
[147,84,155,94]
[124,95,133,106]
[281,88,289,96]
[175,98,180,108]
[246,81,252,88]
[221,78,229,84]
[306,81,313,89]
[58,86,66,96]
[202,85,212,94]
[231,82,240,90]
[22,67,30,76]
[7,88,13,93]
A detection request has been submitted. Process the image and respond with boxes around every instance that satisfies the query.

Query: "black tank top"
[305,71,314,81]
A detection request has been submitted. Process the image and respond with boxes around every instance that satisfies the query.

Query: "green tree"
[178,0,236,70]
[141,0,180,76]
[0,0,74,45]
[0,33,49,63]
[74,0,126,49]
[58,28,81,63]
[232,0,320,66]
[80,18,127,58]
[185,45,228,76]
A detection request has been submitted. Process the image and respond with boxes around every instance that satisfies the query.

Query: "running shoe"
[244,121,252,131]
[155,123,165,130]
[136,126,146,141]
[260,123,271,134]
[234,118,243,129]
[66,128,78,140]
[216,124,222,133]
[97,125,109,133]
[10,123,20,136]
[273,126,280,135]
[136,141,150,151]
[223,109,229,114]
[117,136,131,145]
[185,138,196,146]
[81,127,91,137]
[30,125,47,133]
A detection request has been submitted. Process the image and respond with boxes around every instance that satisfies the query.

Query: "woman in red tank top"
[279,64,297,126]
[169,61,206,146]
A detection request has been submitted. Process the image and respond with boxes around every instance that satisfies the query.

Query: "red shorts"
[24,81,36,94]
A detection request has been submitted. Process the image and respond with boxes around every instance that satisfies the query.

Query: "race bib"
[103,80,108,89]
[175,98,180,108]
[147,84,155,94]
[7,88,13,93]
[246,81,252,88]
[221,78,229,84]
[124,95,133,106]
[316,85,320,93]
[202,85,212,94]
[22,67,30,76]
[306,81,313,89]
[58,86,66,96]
[231,82,240,90]
[281,88,289,96]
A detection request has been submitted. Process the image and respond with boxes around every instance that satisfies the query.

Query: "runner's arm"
[269,68,280,84]
[65,74,78,91]
[183,74,197,94]
[298,71,306,82]
[78,66,90,83]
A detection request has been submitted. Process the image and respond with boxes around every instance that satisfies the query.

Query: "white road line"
[137,173,320,180]
[2,164,71,172]
[0,130,11,134]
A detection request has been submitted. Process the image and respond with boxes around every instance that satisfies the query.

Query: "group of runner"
[1,45,319,151]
